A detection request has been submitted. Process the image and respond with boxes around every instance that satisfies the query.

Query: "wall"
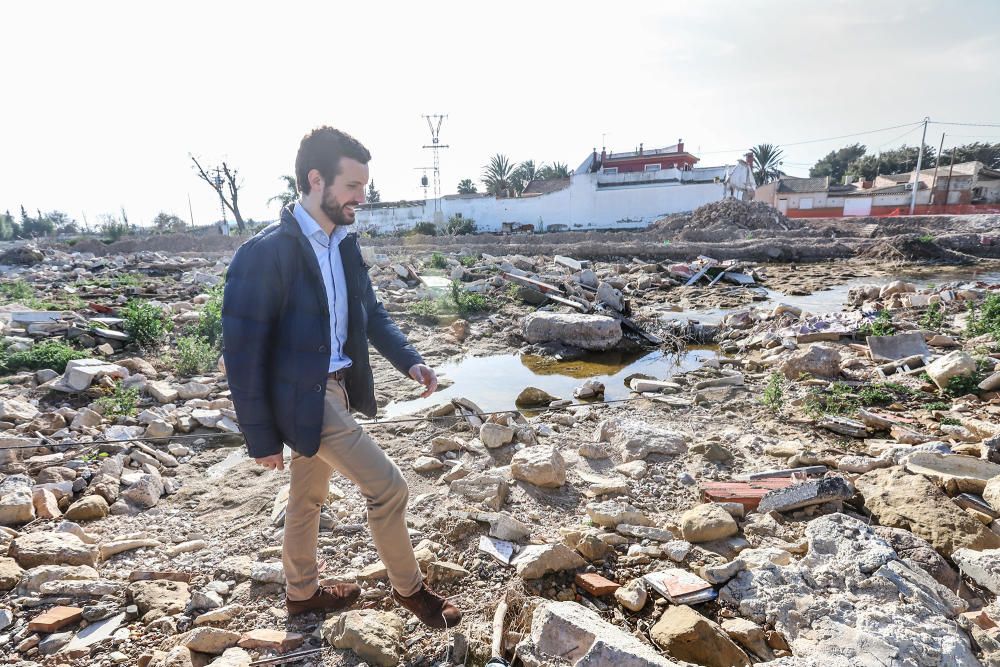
[603,153,698,173]
[356,170,727,233]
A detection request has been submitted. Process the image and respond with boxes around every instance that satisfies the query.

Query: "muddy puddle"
[380,346,718,419]
[661,269,1000,325]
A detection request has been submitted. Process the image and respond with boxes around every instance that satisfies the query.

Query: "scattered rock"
[596,418,687,462]
[512,543,586,579]
[779,343,842,380]
[10,531,98,568]
[65,495,110,521]
[680,503,739,543]
[523,312,623,351]
[511,445,566,487]
[515,386,559,407]
[479,422,514,448]
[323,609,404,667]
[925,351,977,390]
[650,604,751,667]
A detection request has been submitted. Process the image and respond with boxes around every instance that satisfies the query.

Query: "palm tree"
[538,161,571,179]
[267,175,298,208]
[482,154,516,197]
[751,144,784,186]
[457,179,478,194]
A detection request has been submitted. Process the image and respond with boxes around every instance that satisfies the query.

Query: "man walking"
[222,126,462,629]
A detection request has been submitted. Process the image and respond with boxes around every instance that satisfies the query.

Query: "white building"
[355,142,754,234]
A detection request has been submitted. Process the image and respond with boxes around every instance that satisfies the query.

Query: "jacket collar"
[279,204,357,244]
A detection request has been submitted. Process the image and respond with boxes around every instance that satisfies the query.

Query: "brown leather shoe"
[286,583,361,616]
[392,584,463,629]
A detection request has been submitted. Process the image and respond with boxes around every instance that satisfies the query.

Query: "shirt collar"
[293,202,349,247]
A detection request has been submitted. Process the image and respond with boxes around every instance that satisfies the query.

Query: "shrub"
[407,300,439,323]
[945,374,981,397]
[857,384,895,406]
[966,294,1000,339]
[94,383,139,419]
[858,310,895,337]
[924,400,952,411]
[192,284,223,346]
[0,340,89,373]
[121,300,172,348]
[917,233,935,244]
[449,281,490,315]
[459,254,478,267]
[428,252,448,269]
[761,372,784,412]
[174,334,218,376]
[919,302,944,330]
[413,221,437,236]
[0,280,34,303]
[805,381,857,416]
[446,215,476,235]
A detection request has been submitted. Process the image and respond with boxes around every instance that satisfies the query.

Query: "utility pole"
[187,193,196,230]
[909,117,929,215]
[929,133,945,208]
[945,145,957,210]
[421,114,448,225]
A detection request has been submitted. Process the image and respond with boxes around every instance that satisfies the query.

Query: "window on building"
[799,197,814,210]
[644,164,662,172]
[602,167,618,175]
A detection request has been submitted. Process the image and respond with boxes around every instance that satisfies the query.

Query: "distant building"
[754,161,1000,217]
[356,139,754,234]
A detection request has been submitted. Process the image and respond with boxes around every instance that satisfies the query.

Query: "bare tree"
[191,156,246,232]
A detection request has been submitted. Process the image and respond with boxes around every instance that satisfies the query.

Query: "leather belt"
[328,369,345,380]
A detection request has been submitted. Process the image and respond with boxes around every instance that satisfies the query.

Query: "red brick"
[575,572,619,597]
[237,629,305,652]
[700,479,796,510]
[28,606,83,633]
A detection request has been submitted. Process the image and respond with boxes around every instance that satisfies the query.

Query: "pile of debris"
[653,200,802,242]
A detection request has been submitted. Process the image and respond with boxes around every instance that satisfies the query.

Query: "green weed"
[859,310,895,337]
[121,300,172,348]
[919,302,944,330]
[1,340,89,373]
[94,383,139,419]
[761,372,785,412]
[428,252,448,269]
[174,334,218,376]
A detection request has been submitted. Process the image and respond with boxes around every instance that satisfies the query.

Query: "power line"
[930,121,1000,129]
[875,123,923,150]
[698,120,924,155]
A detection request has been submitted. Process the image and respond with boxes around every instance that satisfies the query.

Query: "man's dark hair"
[295,127,371,194]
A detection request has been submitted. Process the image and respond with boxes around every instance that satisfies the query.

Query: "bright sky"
[3,0,998,227]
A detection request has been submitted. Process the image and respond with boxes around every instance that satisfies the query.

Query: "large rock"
[177,381,212,400]
[449,473,508,510]
[55,358,129,392]
[0,556,24,591]
[872,526,962,592]
[147,381,180,403]
[9,532,97,568]
[517,600,676,666]
[523,312,623,351]
[596,418,687,462]
[511,543,586,580]
[179,627,242,654]
[681,503,739,543]
[122,473,164,508]
[0,474,35,525]
[20,564,99,593]
[479,422,514,448]
[925,351,978,390]
[128,579,191,623]
[516,386,559,407]
[952,549,1000,595]
[720,513,974,667]
[586,500,650,528]
[651,605,750,667]
[511,445,566,488]
[65,495,110,522]
[323,609,404,667]
[904,452,1000,495]
[985,475,1000,515]
[779,343,842,380]
[0,398,39,422]
[855,466,1000,557]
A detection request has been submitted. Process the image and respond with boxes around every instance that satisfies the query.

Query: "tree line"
[456,155,571,197]
[750,141,1000,187]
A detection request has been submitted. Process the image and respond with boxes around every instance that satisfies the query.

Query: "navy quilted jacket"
[222,206,423,458]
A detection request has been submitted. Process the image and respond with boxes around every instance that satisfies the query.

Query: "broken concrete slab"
[903,451,1000,495]
[866,332,930,362]
[523,312,623,351]
[517,600,677,666]
[925,351,978,390]
[596,418,687,462]
[755,476,854,515]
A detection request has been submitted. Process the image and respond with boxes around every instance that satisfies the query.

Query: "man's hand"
[255,453,285,471]
[408,363,438,398]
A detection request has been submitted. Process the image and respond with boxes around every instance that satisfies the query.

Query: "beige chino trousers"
[282,375,423,601]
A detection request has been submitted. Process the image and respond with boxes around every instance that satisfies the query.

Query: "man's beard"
[321,189,357,226]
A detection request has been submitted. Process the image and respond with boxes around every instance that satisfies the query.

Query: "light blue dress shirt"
[292,203,352,373]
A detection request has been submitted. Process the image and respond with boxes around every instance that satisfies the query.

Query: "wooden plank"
[502,272,588,311]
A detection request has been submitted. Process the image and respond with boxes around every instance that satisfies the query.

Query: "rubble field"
[2,207,1000,667]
